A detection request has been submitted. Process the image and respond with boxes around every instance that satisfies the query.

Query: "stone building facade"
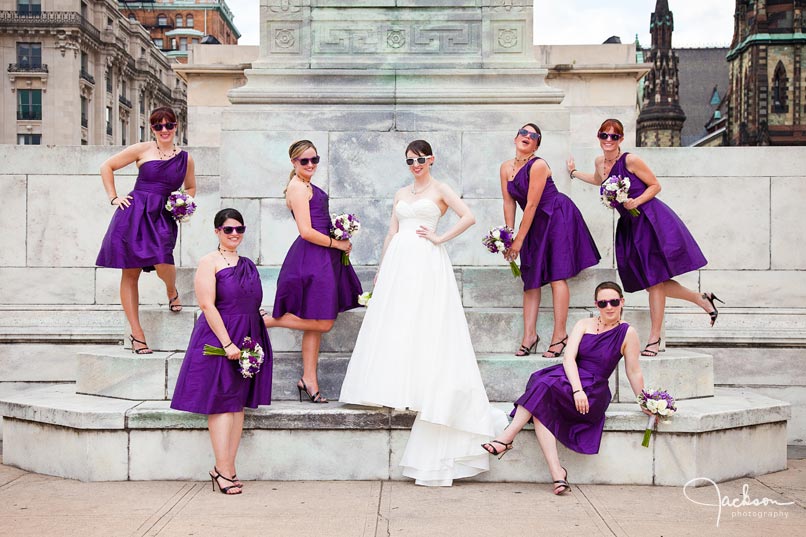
[119,0,240,63]
[1,0,187,146]
[727,0,806,145]
[636,0,686,147]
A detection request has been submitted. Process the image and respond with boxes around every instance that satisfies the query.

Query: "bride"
[339,140,508,486]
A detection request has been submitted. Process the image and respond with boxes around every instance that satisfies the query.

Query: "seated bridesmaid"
[171,208,273,495]
[482,281,649,495]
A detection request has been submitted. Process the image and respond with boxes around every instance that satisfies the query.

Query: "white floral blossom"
[357,291,372,306]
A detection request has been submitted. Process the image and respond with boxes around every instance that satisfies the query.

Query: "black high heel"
[542,335,568,358]
[481,440,514,459]
[703,292,724,326]
[168,291,182,312]
[641,338,661,357]
[297,378,328,403]
[553,466,571,495]
[209,467,241,495]
[515,336,539,356]
[129,334,153,355]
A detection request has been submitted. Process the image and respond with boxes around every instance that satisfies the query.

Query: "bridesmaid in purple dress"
[171,208,272,495]
[262,140,362,403]
[500,123,600,358]
[482,281,647,495]
[96,107,196,354]
[567,118,722,356]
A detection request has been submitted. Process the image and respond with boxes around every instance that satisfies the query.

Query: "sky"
[226,0,735,49]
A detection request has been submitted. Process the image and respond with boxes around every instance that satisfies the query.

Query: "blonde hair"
[287,139,317,181]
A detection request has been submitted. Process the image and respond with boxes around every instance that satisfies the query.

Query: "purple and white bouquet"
[600,175,640,217]
[330,213,360,266]
[637,388,677,447]
[165,189,197,223]
[203,336,265,379]
[482,225,521,278]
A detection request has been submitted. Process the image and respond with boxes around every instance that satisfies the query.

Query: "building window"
[106,106,112,136]
[772,61,788,113]
[16,42,42,69]
[121,80,127,99]
[81,96,88,128]
[157,14,168,27]
[176,14,183,27]
[186,14,194,28]
[192,38,199,45]
[17,0,41,16]
[179,37,188,51]
[154,38,164,49]
[121,119,127,145]
[139,92,145,114]
[81,51,89,71]
[17,89,42,120]
[128,14,136,23]
[140,125,145,142]
[106,69,112,93]
[17,134,41,145]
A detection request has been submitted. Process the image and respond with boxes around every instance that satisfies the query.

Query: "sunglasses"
[597,132,622,141]
[517,128,541,141]
[405,156,432,166]
[151,122,177,131]
[294,156,320,166]
[216,225,246,235]
[596,299,622,308]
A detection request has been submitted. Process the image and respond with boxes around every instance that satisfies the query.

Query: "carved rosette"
[497,28,518,49]
[386,29,406,49]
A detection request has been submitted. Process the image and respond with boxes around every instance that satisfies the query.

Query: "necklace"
[509,153,535,181]
[600,150,621,176]
[218,244,238,266]
[596,316,620,334]
[155,141,178,160]
[411,180,433,195]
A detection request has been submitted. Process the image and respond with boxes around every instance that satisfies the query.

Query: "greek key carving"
[268,0,301,14]
[492,0,525,13]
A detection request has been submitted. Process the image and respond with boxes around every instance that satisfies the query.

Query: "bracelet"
[569,169,577,179]
[110,196,118,205]
[573,389,583,394]
[329,237,333,248]
[222,341,233,348]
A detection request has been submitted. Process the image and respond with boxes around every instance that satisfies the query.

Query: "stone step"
[0,385,789,485]
[666,308,806,346]
[0,306,125,343]
[75,347,712,403]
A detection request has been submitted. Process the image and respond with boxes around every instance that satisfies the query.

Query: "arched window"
[772,61,788,113]
[157,14,168,27]
[176,14,183,27]
[186,14,194,28]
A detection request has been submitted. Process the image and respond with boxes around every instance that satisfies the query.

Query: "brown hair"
[149,106,177,126]
[288,139,318,181]
[594,281,624,300]
[520,123,542,148]
[598,118,624,136]
[405,139,433,157]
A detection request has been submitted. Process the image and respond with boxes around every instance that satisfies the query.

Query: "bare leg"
[120,268,149,351]
[264,313,334,333]
[154,263,179,309]
[490,405,534,446]
[533,418,568,492]
[543,280,569,357]
[228,410,245,486]
[519,288,541,352]
[645,283,666,354]
[208,412,240,494]
[663,279,712,312]
[300,330,327,400]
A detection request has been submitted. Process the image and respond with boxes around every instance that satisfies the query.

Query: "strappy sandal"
[209,467,242,495]
[297,378,328,403]
[129,334,153,355]
[168,292,182,313]
[553,466,571,495]
[542,335,568,358]
[481,440,514,460]
[641,338,661,357]
[515,336,539,357]
[702,292,724,326]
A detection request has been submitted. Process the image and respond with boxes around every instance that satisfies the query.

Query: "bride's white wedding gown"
[339,198,508,486]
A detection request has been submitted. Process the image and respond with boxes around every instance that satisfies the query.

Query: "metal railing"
[8,63,48,73]
[79,69,95,84]
[0,11,100,41]
[81,116,88,128]
[106,124,113,136]
[17,108,42,120]
[119,95,132,108]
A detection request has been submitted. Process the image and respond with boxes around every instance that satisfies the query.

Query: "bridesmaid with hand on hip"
[566,118,721,357]
[263,140,363,403]
[501,123,600,358]
[96,106,195,354]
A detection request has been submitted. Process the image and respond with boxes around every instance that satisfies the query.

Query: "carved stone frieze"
[313,22,480,55]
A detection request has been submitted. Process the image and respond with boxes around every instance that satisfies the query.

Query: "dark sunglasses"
[217,225,246,235]
[151,122,177,131]
[596,299,622,308]
[294,156,320,166]
[597,132,622,141]
[405,156,432,165]
[517,128,541,141]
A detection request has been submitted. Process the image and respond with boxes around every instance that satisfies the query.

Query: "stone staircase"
[0,267,791,484]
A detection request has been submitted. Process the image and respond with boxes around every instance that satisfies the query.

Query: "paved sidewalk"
[0,458,803,537]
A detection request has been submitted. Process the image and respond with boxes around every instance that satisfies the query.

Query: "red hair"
[598,118,624,136]
[149,106,177,125]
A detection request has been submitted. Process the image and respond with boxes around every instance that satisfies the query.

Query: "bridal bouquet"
[600,175,640,217]
[482,226,521,278]
[203,336,265,379]
[637,388,677,447]
[165,189,197,223]
[358,291,372,306]
[330,213,360,266]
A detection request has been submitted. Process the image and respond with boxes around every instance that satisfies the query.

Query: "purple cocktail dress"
[171,257,273,414]
[512,322,630,454]
[272,183,362,319]
[610,153,707,293]
[507,157,601,291]
[96,151,188,272]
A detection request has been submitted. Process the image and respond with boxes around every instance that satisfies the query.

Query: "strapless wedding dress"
[339,198,507,486]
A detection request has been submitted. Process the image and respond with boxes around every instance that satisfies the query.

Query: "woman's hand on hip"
[416,226,441,245]
[112,195,133,210]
